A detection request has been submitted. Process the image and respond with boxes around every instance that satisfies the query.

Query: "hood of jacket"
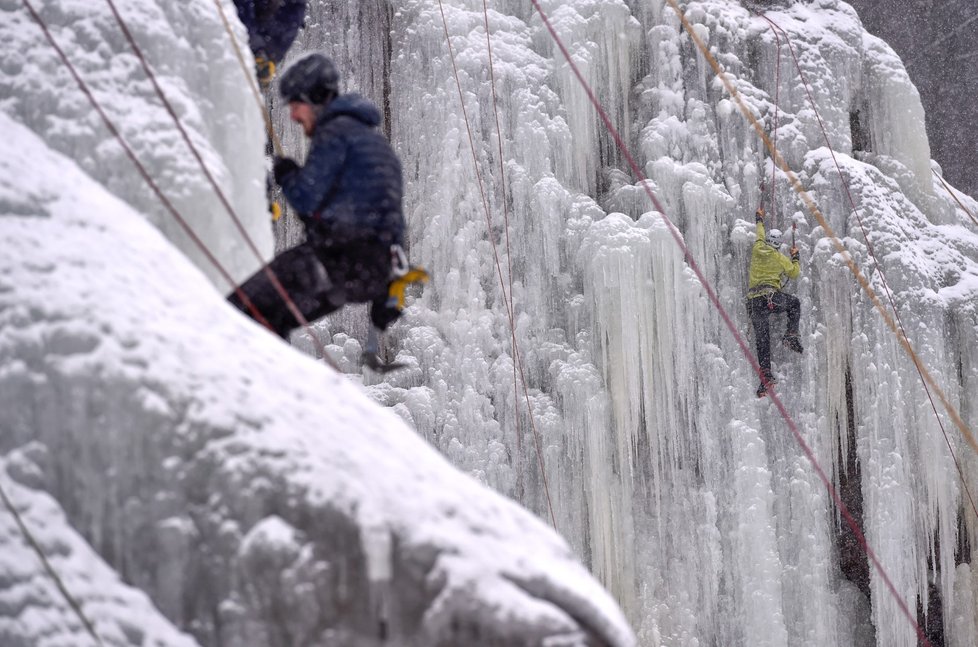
[316,93,381,128]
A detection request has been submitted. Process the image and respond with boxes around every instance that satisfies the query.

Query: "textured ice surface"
[2,0,978,645]
[0,0,271,288]
[0,448,201,647]
[0,102,633,645]
[293,1,976,645]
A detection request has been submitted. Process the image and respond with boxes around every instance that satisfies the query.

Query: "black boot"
[756,370,776,398]
[783,334,804,354]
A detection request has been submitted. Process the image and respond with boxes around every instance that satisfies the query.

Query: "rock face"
[847,0,978,201]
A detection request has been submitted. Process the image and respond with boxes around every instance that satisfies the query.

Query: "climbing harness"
[746,286,777,310]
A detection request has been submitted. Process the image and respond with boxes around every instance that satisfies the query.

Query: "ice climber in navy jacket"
[228,53,408,367]
[232,0,307,86]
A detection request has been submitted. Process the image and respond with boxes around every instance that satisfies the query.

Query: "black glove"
[273,156,299,185]
[755,207,765,223]
[790,246,800,261]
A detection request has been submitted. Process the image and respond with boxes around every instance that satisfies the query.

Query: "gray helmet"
[279,53,340,105]
[766,228,783,247]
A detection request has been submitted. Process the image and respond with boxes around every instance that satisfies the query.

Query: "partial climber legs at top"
[231,0,308,87]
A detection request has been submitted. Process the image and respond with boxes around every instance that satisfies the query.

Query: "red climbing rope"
[533,0,936,642]
[437,0,558,529]
[102,0,336,367]
[21,0,274,334]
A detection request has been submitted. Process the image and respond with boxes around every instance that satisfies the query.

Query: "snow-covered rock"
[0,446,201,647]
[0,0,271,288]
[0,0,636,644]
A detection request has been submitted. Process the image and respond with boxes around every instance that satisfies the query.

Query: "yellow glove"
[255,54,276,89]
[270,201,282,222]
[388,267,429,310]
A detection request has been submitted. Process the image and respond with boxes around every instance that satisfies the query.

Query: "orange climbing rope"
[753,9,978,524]
[767,19,782,217]
[529,0,938,642]
[758,9,978,457]
[210,0,284,156]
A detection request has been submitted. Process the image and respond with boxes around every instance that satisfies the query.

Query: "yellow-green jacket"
[749,220,799,292]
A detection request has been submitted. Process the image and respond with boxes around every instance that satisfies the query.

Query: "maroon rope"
[22,0,273,333]
[102,0,336,367]
[437,0,558,529]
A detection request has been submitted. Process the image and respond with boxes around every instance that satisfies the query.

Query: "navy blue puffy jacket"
[278,94,405,248]
[232,0,306,63]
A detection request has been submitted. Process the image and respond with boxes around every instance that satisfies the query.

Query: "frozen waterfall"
[1,0,977,646]
[308,0,977,645]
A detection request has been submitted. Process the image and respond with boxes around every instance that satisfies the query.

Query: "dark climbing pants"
[227,240,398,339]
[749,291,800,374]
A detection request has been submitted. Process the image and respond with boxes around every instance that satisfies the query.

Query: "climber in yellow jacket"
[748,207,802,397]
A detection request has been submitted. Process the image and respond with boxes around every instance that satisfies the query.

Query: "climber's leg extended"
[775,292,804,353]
[750,296,776,397]
[227,242,340,338]
[765,292,804,353]
[360,246,429,373]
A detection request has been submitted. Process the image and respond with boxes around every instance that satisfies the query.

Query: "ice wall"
[278,0,978,645]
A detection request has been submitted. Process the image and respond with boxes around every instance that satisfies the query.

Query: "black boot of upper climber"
[783,334,804,354]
